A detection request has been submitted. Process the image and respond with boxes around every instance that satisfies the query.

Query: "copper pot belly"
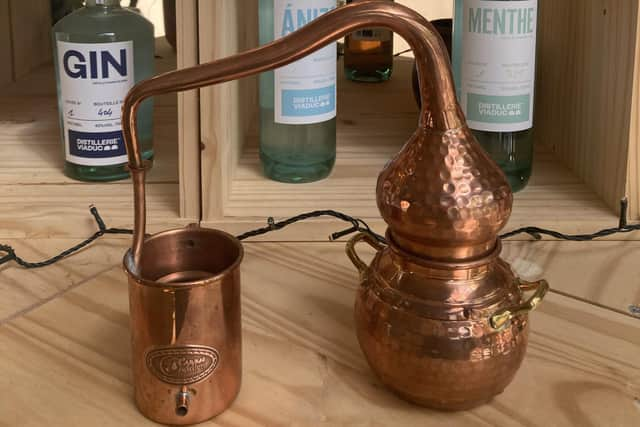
[348,233,547,410]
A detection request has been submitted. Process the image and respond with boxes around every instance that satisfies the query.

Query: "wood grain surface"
[199,0,259,221]
[536,0,640,216]
[0,0,13,86]
[0,241,638,426]
[6,0,52,81]
[176,0,201,221]
[625,6,640,220]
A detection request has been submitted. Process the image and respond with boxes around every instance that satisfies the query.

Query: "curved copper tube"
[122,0,464,271]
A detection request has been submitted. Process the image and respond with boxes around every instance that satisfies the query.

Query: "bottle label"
[273,0,336,124]
[56,40,134,166]
[457,0,537,132]
[352,28,392,42]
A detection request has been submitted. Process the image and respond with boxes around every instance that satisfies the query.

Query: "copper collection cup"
[123,226,243,424]
[119,1,548,423]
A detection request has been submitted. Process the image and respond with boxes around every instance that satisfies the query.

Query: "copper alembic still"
[120,1,549,424]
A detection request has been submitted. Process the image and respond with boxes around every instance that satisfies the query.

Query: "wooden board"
[536,0,640,216]
[0,242,638,426]
[176,0,201,221]
[2,239,638,342]
[0,182,188,239]
[0,239,125,322]
[0,0,13,86]
[199,0,259,221]
[626,7,640,220]
[9,0,52,80]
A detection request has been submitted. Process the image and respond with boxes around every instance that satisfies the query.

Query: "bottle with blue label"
[52,0,154,181]
[453,0,537,192]
[259,0,337,183]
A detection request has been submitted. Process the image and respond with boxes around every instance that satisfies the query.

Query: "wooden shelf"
[0,39,188,239]
[205,58,621,240]
[0,46,626,241]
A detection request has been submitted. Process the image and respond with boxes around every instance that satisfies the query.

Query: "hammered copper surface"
[349,233,530,409]
[378,126,512,261]
[348,233,548,409]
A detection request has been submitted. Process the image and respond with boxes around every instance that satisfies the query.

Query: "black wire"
[0,199,636,270]
[0,206,132,269]
[0,207,383,269]
[235,209,385,243]
[498,199,634,241]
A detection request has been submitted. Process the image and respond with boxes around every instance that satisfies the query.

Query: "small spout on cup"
[175,387,190,417]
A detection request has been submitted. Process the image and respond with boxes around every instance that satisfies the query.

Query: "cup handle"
[490,279,550,331]
[346,232,386,280]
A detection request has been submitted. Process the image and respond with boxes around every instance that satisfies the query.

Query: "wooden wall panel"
[627,7,640,219]
[394,0,453,55]
[536,0,639,215]
[0,0,13,86]
[176,0,201,221]
[9,0,52,80]
[199,0,258,222]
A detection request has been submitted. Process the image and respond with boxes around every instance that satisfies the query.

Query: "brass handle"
[490,279,549,331]
[121,0,464,272]
[346,232,386,278]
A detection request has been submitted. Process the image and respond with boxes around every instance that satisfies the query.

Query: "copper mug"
[119,0,549,421]
[123,226,243,424]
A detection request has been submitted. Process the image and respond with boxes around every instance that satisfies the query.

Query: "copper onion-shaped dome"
[377,125,513,262]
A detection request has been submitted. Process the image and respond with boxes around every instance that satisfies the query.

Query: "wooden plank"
[0,183,187,239]
[626,7,640,219]
[9,0,52,80]
[0,239,125,322]
[2,239,638,348]
[198,0,259,222]
[0,242,638,426]
[536,0,639,216]
[0,0,13,86]
[198,0,225,220]
[176,0,201,221]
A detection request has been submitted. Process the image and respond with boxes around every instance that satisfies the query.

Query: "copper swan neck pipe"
[122,0,465,271]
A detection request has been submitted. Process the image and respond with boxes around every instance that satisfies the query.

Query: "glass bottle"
[258,0,337,183]
[52,0,154,182]
[344,0,394,82]
[453,0,538,192]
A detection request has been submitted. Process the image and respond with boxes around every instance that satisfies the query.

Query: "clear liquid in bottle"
[258,0,337,183]
[52,0,154,181]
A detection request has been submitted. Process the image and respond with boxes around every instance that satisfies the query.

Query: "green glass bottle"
[259,0,337,183]
[453,0,538,192]
[52,0,154,181]
[344,0,394,82]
